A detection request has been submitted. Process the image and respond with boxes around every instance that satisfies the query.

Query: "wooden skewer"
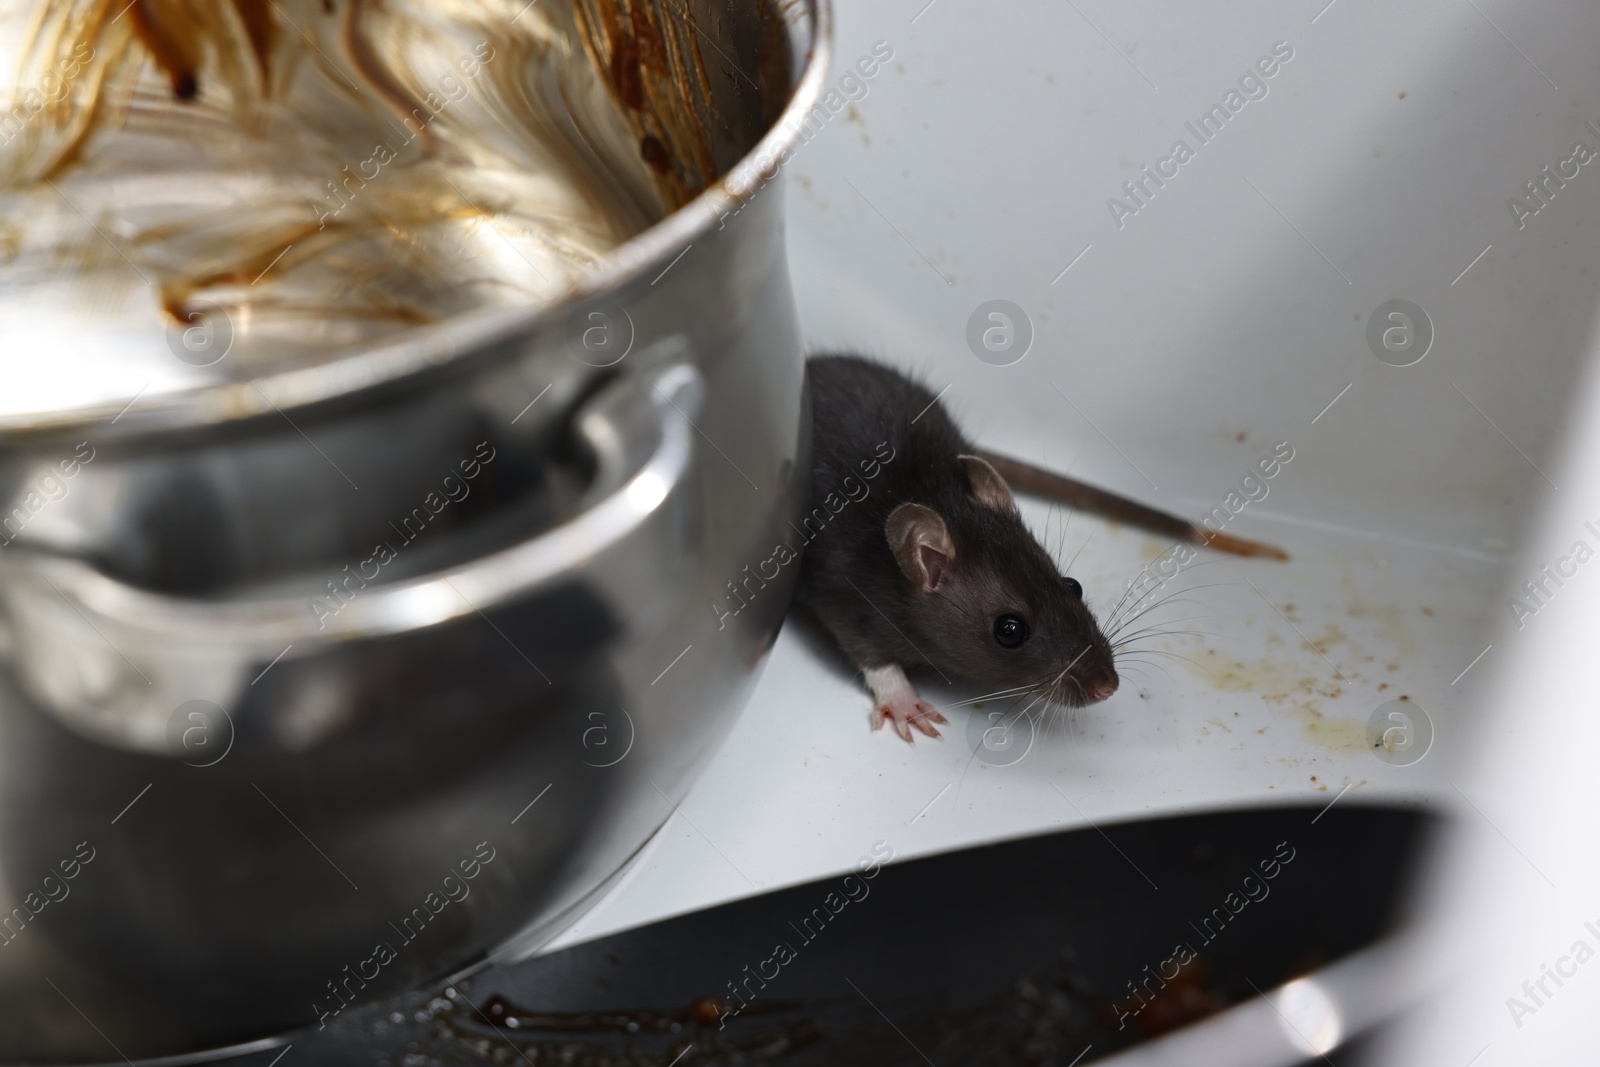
[973,449,1289,561]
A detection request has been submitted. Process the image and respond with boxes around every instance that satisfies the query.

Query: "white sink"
[547,2,1600,1062]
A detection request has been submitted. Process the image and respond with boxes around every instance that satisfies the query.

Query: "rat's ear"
[886,503,955,591]
[958,454,1016,512]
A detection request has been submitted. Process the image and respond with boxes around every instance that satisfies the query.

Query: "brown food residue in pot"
[0,0,785,363]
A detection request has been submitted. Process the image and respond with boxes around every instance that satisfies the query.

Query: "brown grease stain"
[127,0,278,99]
[754,0,792,133]
[1183,644,1364,754]
[611,32,645,110]
[343,0,443,158]
[640,133,670,173]
[1105,956,1229,1038]
[1299,623,1348,657]
[1284,704,1367,755]
[17,0,775,338]
[1180,573,1429,753]
[574,0,766,207]
[1180,599,1409,757]
[233,0,275,80]
[128,0,201,99]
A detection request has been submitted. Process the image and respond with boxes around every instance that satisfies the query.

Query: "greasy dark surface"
[794,356,1116,703]
[216,804,1434,1066]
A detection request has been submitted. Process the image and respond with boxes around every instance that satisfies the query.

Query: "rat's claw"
[909,703,942,738]
[872,704,914,742]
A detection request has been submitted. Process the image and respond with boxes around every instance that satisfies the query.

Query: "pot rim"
[4,0,833,442]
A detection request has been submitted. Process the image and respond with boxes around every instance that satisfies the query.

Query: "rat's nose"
[1086,677,1118,703]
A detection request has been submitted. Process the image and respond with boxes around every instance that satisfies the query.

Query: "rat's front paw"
[863,663,946,743]
[871,699,948,742]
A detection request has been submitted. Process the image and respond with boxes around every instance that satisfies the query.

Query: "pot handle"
[0,356,705,739]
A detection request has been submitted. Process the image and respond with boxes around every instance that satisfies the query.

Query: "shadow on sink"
[227,804,1434,1066]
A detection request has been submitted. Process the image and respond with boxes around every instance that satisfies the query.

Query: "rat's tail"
[971,449,1288,561]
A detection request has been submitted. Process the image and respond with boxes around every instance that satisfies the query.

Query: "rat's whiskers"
[1107,579,1238,640]
[947,683,1041,708]
[1112,626,1213,650]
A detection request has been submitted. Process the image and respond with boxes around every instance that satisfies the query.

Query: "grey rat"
[793,355,1120,742]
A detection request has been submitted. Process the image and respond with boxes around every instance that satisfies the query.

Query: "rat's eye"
[993,613,1030,649]
[1063,577,1083,598]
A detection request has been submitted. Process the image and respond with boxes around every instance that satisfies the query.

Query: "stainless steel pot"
[0,0,829,1060]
